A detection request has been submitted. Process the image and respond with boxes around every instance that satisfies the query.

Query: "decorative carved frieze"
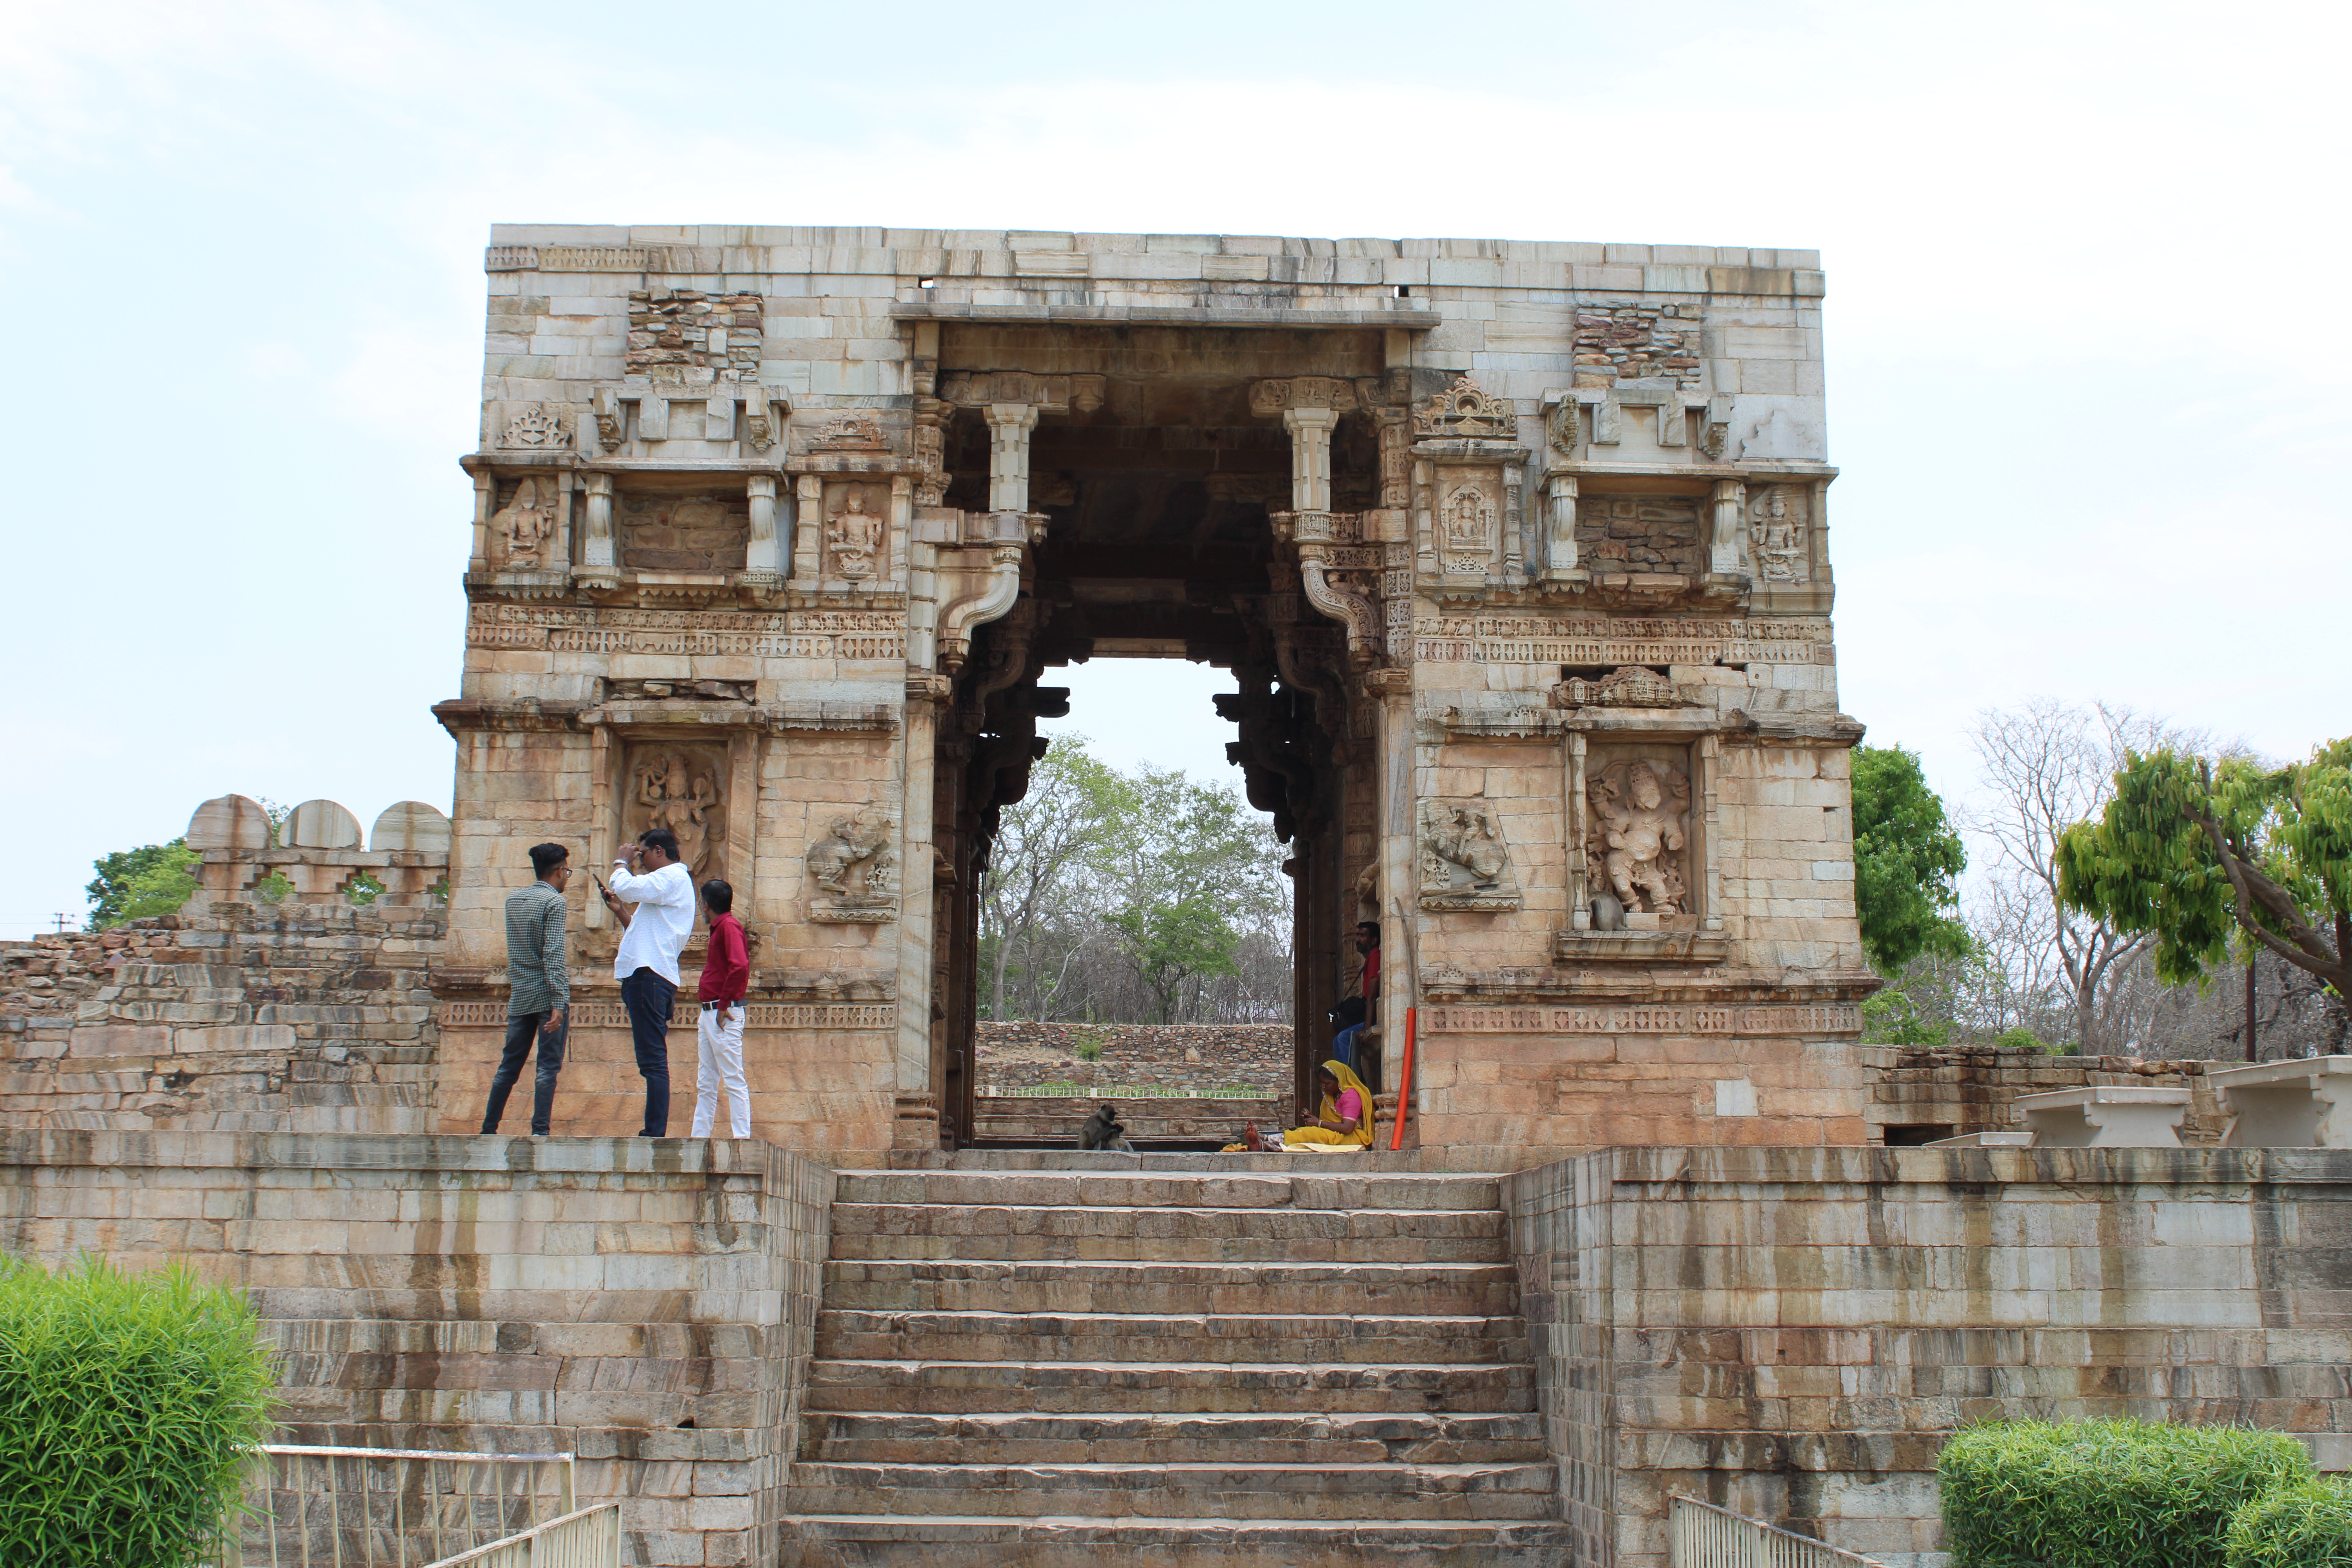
[1423,1002,1856,1034]
[1413,374,1518,440]
[809,414,890,452]
[808,806,898,923]
[1418,800,1522,912]
[465,604,908,661]
[1548,666,1696,709]
[501,405,569,450]
[1412,612,1833,668]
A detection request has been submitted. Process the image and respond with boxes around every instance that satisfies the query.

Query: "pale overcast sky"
[1,0,2344,936]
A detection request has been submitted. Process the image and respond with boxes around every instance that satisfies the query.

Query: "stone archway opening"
[921,326,1394,1146]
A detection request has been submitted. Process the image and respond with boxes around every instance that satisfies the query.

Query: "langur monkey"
[1076,1103,1135,1153]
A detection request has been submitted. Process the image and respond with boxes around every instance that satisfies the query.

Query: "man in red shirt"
[690,878,752,1139]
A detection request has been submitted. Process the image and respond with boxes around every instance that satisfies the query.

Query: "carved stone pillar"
[896,670,952,1149]
[1281,406,1340,514]
[1543,474,1579,580]
[1711,480,1747,577]
[791,474,824,584]
[742,474,783,593]
[1565,731,1591,930]
[469,471,495,569]
[984,404,1039,514]
[579,473,618,590]
[1368,666,1416,1016]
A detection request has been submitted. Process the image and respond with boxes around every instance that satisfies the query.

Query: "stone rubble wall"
[972,1022,1293,1098]
[1506,1145,2352,1568]
[0,1131,833,1568]
[1865,1044,2231,1143]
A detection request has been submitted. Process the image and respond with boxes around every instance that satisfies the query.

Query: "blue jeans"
[481,1009,566,1135]
[1331,1023,1363,1071]
[621,967,676,1136]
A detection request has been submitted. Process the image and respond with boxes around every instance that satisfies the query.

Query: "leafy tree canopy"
[2056,739,2350,995]
[85,839,200,930]
[1851,744,1972,975]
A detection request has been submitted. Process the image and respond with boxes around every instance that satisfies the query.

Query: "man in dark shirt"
[482,842,571,1136]
[689,878,752,1139]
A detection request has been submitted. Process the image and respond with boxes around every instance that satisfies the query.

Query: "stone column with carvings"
[742,474,783,593]
[1281,406,1339,514]
[791,474,824,584]
[1544,473,1579,580]
[579,473,618,590]
[984,404,1039,515]
[1711,479,1747,577]
[1368,666,1417,1146]
[895,671,952,1148]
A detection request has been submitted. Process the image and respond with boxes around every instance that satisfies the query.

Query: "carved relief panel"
[489,477,560,566]
[809,804,898,922]
[1436,470,1501,579]
[623,744,730,886]
[1747,484,1812,584]
[1582,748,1695,930]
[618,492,750,573]
[1417,799,1522,911]
[822,482,890,581]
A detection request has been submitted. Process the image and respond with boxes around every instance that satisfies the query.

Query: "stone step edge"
[810,1359,1531,1375]
[820,1310,1526,1328]
[792,1460,1553,1480]
[827,1259,1517,1276]
[787,1514,1575,1540]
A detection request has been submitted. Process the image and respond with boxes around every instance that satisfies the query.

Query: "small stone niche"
[618,491,749,573]
[1575,494,1702,577]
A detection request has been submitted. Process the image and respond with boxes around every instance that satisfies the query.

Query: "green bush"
[0,1256,276,1566]
[2227,1478,2352,1567]
[1940,1418,2316,1568]
[1991,1025,2053,1052]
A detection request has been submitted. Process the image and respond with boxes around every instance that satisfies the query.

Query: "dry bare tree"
[1967,699,2194,1053]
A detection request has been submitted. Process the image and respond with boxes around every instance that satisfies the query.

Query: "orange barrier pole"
[1388,1006,1416,1151]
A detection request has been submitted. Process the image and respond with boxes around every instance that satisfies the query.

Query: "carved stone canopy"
[1550,666,1692,709]
[1413,375,1518,440]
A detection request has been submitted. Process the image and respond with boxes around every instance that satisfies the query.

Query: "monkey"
[1075,1103,1134,1153]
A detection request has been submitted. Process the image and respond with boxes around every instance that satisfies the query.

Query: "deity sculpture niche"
[1417,800,1522,912]
[490,477,556,564]
[1748,485,1811,583]
[1585,759,1692,922]
[1439,483,1496,575]
[626,749,726,883]
[808,805,898,922]
[825,485,886,580]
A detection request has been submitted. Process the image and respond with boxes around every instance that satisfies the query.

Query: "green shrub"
[2226,1478,2352,1567]
[1941,1419,2316,1568]
[1069,1029,1105,1063]
[0,1256,276,1566]
[345,870,385,906]
[1991,1025,2052,1053]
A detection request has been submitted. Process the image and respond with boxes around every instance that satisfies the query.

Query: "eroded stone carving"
[501,406,567,449]
[810,415,889,451]
[1549,666,1689,709]
[630,750,724,881]
[1586,759,1691,918]
[1414,375,1518,440]
[1418,800,1522,911]
[491,478,557,563]
[1440,481,1497,576]
[809,806,898,922]
[826,485,886,580]
[1748,485,1811,583]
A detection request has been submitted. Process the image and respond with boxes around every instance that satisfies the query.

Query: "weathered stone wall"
[2,901,443,1134]
[972,1022,1292,1097]
[1506,1146,2352,1568]
[0,1131,833,1568]
[1864,1044,2230,1144]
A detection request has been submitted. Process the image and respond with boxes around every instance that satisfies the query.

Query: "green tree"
[2056,739,2349,998]
[1851,744,1971,974]
[84,839,200,930]
[1107,893,1242,1023]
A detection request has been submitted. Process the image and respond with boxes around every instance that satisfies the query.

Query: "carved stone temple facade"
[436,225,1864,1161]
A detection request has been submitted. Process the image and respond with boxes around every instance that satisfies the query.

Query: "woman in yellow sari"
[1242,1061,1377,1151]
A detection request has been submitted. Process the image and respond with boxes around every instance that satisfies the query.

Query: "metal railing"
[980,1083,1278,1099]
[422,1504,622,1568]
[225,1446,579,1568]
[1669,1495,1887,1567]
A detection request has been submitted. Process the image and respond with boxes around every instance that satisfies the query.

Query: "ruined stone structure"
[436,225,1864,1161]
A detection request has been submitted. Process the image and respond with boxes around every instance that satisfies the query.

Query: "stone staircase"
[784,1158,1571,1566]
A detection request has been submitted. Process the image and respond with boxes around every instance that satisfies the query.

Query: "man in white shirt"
[599,827,697,1136]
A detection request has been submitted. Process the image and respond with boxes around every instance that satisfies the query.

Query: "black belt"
[701,1000,740,1011]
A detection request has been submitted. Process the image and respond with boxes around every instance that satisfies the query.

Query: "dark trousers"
[621,967,676,1137]
[482,1009,567,1135]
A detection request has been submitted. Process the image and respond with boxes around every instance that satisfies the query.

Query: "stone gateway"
[435,225,1864,1160]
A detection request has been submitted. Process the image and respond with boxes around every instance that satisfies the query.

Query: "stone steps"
[828,1202,1506,1263]
[786,1459,1561,1520]
[800,1409,1549,1465]
[786,1160,1561,1566]
[815,1308,1528,1365]
[806,1358,1535,1414]
[823,1258,1522,1316]
[786,1514,1577,1566]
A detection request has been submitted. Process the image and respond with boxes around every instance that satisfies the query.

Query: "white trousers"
[690,1004,751,1138]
